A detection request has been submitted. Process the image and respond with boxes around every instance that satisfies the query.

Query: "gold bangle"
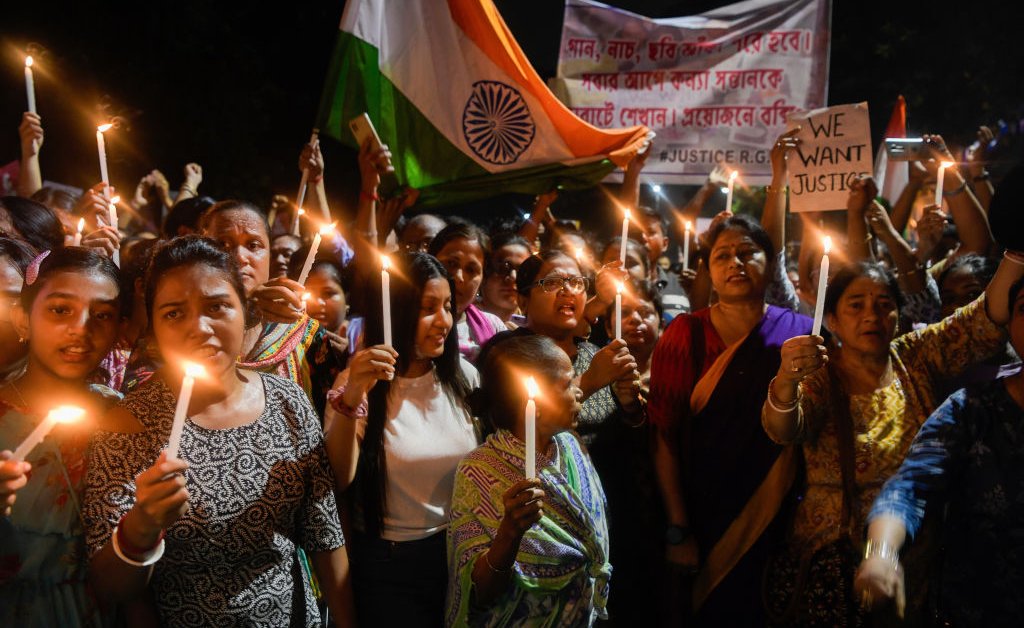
[483,550,512,574]
[765,184,787,195]
[864,539,901,570]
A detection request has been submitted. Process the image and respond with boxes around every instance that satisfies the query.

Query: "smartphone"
[349,113,400,197]
[883,137,927,161]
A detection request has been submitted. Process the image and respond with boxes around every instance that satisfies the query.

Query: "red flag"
[874,96,908,203]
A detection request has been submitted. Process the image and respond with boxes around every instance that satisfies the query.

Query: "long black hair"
[0,196,66,253]
[357,252,472,537]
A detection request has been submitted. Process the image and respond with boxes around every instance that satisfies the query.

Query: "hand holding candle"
[811,236,832,336]
[166,362,206,460]
[524,376,539,479]
[381,254,393,347]
[935,160,954,206]
[296,222,335,285]
[24,56,37,115]
[12,406,86,461]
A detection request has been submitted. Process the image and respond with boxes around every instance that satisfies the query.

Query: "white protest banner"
[552,0,831,185]
[785,102,872,212]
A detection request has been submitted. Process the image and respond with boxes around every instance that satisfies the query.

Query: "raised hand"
[122,452,190,551]
[498,479,544,538]
[19,112,44,157]
[0,452,31,517]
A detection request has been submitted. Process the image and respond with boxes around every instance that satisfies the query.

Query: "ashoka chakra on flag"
[461,80,536,165]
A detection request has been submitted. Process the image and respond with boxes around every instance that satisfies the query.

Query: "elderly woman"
[762,254,1023,625]
[649,213,811,625]
[855,265,1024,626]
[447,333,609,626]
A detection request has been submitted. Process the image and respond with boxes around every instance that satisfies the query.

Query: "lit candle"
[725,170,738,211]
[96,124,112,200]
[301,291,311,312]
[295,129,320,212]
[73,218,85,246]
[292,208,305,237]
[24,56,36,114]
[619,208,631,265]
[614,281,624,341]
[683,220,692,272]
[296,223,335,285]
[935,160,954,207]
[381,254,393,347]
[108,196,120,267]
[574,245,585,268]
[166,362,206,460]
[12,405,86,461]
[811,236,832,336]
[524,376,539,479]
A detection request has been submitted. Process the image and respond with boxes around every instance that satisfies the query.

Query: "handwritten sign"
[553,0,831,185]
[785,102,872,212]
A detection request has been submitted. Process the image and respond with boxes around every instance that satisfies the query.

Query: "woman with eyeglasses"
[495,250,643,446]
[479,232,532,326]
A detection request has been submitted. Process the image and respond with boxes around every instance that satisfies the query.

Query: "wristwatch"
[665,524,692,545]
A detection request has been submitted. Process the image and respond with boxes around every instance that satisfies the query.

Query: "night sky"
[3,0,1021,226]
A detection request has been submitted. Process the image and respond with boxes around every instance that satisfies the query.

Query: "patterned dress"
[0,385,121,628]
[83,372,344,628]
[869,376,1024,625]
[446,430,611,627]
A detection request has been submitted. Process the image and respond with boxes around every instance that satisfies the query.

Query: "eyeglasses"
[533,275,590,294]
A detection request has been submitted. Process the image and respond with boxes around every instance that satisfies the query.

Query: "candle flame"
[728,170,739,182]
[381,254,391,271]
[624,208,631,220]
[183,362,206,379]
[97,123,112,133]
[301,292,311,304]
[297,208,305,216]
[524,376,540,399]
[615,280,624,295]
[574,245,584,259]
[110,195,120,205]
[76,217,85,232]
[685,220,693,231]
[48,405,86,424]
[318,222,336,236]
[940,160,955,169]
[823,235,833,255]
[25,56,34,68]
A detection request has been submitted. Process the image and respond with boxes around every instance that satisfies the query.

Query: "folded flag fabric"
[316,0,650,208]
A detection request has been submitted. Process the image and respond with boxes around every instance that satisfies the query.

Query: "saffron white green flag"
[316,0,651,208]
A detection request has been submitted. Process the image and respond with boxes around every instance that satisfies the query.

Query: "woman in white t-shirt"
[324,252,478,628]
[429,218,506,363]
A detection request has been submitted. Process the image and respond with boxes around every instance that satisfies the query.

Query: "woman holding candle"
[648,213,810,626]
[447,333,608,626]
[0,247,123,626]
[429,218,506,363]
[287,250,351,358]
[760,254,1024,625]
[0,238,34,384]
[324,252,477,627]
[83,236,353,626]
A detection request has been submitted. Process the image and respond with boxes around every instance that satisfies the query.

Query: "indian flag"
[316,0,650,208]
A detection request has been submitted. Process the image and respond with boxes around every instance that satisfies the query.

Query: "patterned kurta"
[0,385,120,628]
[788,296,1006,550]
[83,373,344,627]
[869,377,1024,625]
[446,430,611,627]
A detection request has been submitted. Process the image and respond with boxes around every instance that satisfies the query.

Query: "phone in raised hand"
[883,138,927,162]
[349,113,400,198]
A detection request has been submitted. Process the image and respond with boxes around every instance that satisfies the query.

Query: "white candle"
[295,129,320,212]
[683,220,692,272]
[934,160,954,207]
[292,208,305,237]
[811,236,832,336]
[296,223,334,285]
[524,376,539,479]
[73,218,85,246]
[108,196,120,267]
[96,124,112,200]
[12,405,85,461]
[166,362,205,460]
[614,281,624,341]
[619,208,631,265]
[24,56,36,114]
[381,255,393,347]
[301,291,311,312]
[726,170,738,212]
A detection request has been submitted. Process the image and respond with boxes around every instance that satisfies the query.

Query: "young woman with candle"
[428,219,506,363]
[83,236,353,626]
[287,250,351,358]
[0,247,123,626]
[324,252,478,627]
[447,333,607,626]
[760,254,1024,625]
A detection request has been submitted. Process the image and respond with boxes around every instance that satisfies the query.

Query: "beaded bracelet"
[327,386,368,419]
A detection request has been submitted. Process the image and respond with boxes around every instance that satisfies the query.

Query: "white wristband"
[111,524,166,567]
